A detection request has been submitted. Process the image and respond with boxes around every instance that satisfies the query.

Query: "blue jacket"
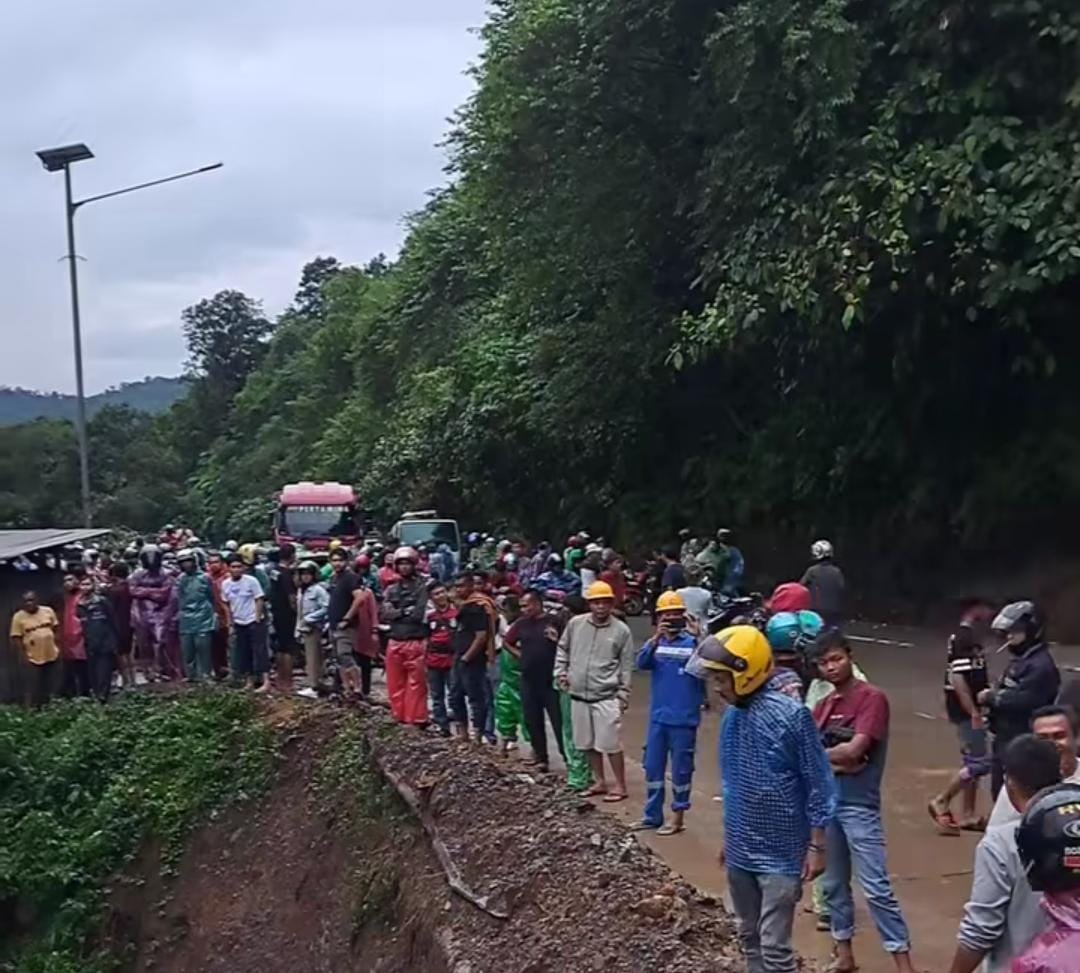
[636,633,706,727]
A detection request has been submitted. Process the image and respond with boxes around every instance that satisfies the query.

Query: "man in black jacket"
[979,601,1060,798]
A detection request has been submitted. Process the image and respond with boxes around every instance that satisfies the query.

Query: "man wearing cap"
[554,580,634,801]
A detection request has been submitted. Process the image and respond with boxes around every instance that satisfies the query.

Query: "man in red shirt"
[813,630,922,973]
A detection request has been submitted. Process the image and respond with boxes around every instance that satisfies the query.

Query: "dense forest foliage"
[3,0,1079,582]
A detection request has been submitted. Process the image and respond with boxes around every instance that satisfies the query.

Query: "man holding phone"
[632,591,706,835]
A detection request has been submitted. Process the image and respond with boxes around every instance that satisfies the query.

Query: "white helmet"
[225,540,239,552]
[393,546,419,564]
[176,548,197,563]
[585,543,602,554]
[811,539,834,561]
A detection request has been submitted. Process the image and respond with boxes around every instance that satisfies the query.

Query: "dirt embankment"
[102,701,743,973]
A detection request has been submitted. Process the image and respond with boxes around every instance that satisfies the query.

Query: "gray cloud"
[0,0,485,393]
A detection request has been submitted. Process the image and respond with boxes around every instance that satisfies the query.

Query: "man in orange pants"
[379,546,429,725]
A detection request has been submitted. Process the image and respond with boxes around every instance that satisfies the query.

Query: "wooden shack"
[0,528,107,704]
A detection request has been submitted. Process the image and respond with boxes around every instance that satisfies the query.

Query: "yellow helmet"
[329,539,344,551]
[655,591,686,613]
[584,580,615,601]
[238,543,259,566]
[697,625,773,697]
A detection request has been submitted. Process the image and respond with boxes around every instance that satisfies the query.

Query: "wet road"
[599,618,1080,973]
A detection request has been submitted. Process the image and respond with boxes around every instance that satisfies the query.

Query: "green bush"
[0,692,276,972]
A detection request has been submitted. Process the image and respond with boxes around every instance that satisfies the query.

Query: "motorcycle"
[541,588,571,627]
[706,590,767,635]
[622,569,647,617]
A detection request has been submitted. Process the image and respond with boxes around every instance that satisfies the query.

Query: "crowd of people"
[8,525,1080,970]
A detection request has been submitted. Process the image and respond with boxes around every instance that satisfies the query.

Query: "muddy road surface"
[604,617,1080,973]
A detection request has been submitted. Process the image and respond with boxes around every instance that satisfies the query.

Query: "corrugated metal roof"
[0,528,109,561]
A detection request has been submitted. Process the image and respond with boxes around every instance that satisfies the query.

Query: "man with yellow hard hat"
[554,579,635,801]
[691,625,836,973]
[632,590,706,835]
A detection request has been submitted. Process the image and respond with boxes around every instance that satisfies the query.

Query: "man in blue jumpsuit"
[633,590,706,835]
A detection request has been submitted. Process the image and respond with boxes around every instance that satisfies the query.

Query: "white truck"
[390,510,462,560]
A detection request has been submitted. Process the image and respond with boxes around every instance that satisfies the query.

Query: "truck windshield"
[398,521,459,551]
[279,506,358,539]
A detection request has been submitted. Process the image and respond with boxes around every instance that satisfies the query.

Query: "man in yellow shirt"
[10,590,59,707]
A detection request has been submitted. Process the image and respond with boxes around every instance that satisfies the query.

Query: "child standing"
[633,591,705,835]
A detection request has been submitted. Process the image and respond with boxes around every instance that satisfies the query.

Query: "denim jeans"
[450,658,488,734]
[428,666,453,732]
[726,868,801,973]
[822,803,911,953]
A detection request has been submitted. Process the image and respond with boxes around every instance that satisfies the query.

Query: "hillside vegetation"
[3,0,1080,581]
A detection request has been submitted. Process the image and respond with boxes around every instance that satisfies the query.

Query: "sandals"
[927,799,960,835]
[602,791,629,803]
[656,823,685,836]
[582,784,608,798]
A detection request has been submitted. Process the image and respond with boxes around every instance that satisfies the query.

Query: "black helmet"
[1017,783,1080,892]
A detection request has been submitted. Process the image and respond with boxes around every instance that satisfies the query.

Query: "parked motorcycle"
[622,569,647,617]
[706,591,767,635]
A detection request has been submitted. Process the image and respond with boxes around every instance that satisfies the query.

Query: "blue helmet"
[765,610,824,655]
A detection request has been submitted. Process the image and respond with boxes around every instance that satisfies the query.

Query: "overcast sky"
[0,1,486,393]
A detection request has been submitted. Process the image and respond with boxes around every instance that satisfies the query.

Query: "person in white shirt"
[221,556,268,692]
[986,705,1080,829]
[950,733,1061,973]
[676,564,712,627]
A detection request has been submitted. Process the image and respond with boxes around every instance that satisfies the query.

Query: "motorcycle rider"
[1013,783,1080,971]
[565,534,588,575]
[695,531,730,584]
[800,540,846,628]
[717,528,745,596]
[535,553,582,597]
[579,544,604,592]
[380,547,430,725]
[475,536,499,571]
[978,601,1060,798]
[765,609,825,701]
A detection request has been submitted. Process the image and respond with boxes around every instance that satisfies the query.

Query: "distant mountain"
[0,376,189,426]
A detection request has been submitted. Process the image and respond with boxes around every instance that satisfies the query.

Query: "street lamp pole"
[62,163,92,529]
[36,144,222,527]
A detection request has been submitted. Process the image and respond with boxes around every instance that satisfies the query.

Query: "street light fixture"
[35,143,222,527]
